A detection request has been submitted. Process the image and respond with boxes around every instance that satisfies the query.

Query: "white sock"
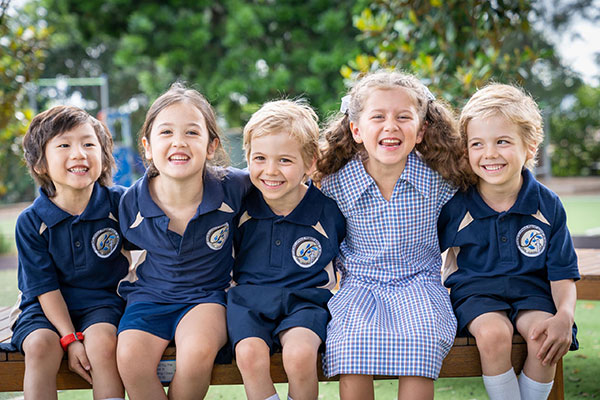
[265,394,280,400]
[519,371,553,400]
[288,396,294,400]
[482,367,521,400]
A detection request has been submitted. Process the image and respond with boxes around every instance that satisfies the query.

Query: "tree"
[38,0,368,126]
[0,0,49,203]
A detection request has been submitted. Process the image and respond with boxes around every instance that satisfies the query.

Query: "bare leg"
[468,311,514,376]
[83,323,125,400]
[515,310,557,383]
[117,329,169,400]
[168,303,227,400]
[339,374,373,400]
[279,327,321,400]
[397,376,434,400]
[235,337,276,400]
[22,329,62,400]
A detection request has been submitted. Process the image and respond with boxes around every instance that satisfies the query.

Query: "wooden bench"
[0,306,564,399]
[3,235,599,398]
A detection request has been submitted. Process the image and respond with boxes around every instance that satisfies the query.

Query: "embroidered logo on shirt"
[91,228,120,258]
[206,223,229,250]
[516,224,546,257]
[292,236,322,268]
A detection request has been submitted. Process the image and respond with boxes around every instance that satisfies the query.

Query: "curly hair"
[316,70,474,190]
[23,105,115,197]
[459,83,543,170]
[139,82,229,178]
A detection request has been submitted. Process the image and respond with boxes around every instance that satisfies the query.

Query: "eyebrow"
[156,121,205,129]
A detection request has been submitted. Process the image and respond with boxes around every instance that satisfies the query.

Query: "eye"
[57,143,70,148]
[83,142,96,148]
[160,129,172,135]
[280,158,292,163]
[469,141,482,148]
[498,139,510,145]
[370,114,384,120]
[398,114,411,120]
[252,155,265,162]
[186,130,199,136]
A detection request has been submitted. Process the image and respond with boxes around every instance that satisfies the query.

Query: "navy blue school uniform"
[117,167,250,342]
[227,182,346,353]
[438,169,579,348]
[10,183,129,353]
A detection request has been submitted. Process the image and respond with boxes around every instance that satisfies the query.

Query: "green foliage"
[38,0,367,127]
[0,3,49,203]
[345,0,549,104]
[550,86,600,176]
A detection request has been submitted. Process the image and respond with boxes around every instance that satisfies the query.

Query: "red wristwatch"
[60,332,84,351]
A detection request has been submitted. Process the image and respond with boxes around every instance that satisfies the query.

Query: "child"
[10,105,128,399]
[227,100,346,400]
[316,70,473,399]
[116,83,250,399]
[438,83,579,400]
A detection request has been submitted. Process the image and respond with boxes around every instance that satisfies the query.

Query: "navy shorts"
[451,276,578,350]
[118,298,231,363]
[226,285,332,354]
[11,302,124,354]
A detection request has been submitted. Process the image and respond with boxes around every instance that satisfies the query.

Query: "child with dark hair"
[11,105,128,399]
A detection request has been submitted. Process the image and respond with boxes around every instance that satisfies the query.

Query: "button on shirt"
[118,168,251,304]
[438,169,580,289]
[15,183,128,313]
[233,182,346,289]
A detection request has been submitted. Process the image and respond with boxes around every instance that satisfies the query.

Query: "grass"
[0,195,598,399]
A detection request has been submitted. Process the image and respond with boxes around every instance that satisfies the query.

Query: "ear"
[141,136,152,161]
[349,120,363,144]
[526,143,537,161]
[415,121,427,144]
[206,137,219,160]
[305,157,317,176]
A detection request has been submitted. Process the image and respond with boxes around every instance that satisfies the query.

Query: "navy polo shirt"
[233,182,346,289]
[14,183,128,313]
[118,167,251,304]
[438,169,580,291]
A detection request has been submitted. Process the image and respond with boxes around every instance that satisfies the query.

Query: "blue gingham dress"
[321,152,457,379]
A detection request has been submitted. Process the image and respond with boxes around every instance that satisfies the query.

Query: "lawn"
[0,195,599,399]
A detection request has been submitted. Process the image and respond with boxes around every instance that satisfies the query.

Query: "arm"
[530,279,577,366]
[38,290,92,384]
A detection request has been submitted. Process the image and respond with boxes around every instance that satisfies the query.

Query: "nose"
[383,118,397,132]
[484,144,498,158]
[70,144,86,159]
[265,159,278,175]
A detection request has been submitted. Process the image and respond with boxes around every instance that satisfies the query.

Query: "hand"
[530,313,572,366]
[67,341,92,384]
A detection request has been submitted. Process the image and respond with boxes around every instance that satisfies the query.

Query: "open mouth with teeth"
[379,138,402,147]
[481,164,505,172]
[168,154,190,163]
[68,167,89,174]
[261,179,284,188]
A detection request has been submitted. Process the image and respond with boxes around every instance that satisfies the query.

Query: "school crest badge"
[91,228,120,258]
[516,224,546,257]
[292,236,322,268]
[206,223,229,250]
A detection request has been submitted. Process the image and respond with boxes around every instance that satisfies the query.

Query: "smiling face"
[42,122,102,200]
[350,88,424,178]
[142,101,217,183]
[467,114,535,194]
[248,131,314,215]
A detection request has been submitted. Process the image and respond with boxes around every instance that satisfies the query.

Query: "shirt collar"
[137,171,226,218]
[246,180,323,226]
[33,182,110,227]
[336,152,430,209]
[466,168,540,219]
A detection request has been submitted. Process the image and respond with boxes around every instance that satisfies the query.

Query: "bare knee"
[282,342,317,378]
[86,332,117,366]
[235,340,270,373]
[23,330,62,364]
[474,323,514,359]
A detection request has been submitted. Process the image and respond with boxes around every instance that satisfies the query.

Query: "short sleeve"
[15,212,60,299]
[546,200,580,281]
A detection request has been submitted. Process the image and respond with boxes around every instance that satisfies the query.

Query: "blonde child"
[438,84,578,400]
[11,105,128,399]
[227,100,345,400]
[116,83,250,399]
[316,70,473,400]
